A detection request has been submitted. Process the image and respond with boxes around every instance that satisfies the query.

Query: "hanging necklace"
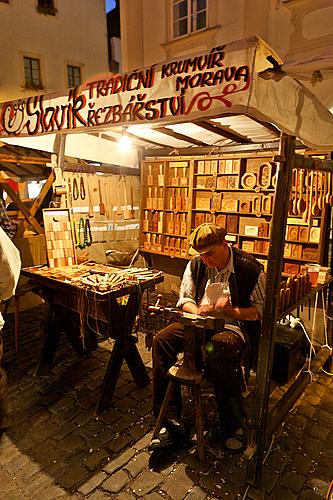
[73,178,79,200]
[80,177,86,200]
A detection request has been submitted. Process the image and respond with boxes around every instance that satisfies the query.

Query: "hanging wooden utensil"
[297,169,306,214]
[328,172,333,207]
[292,168,298,215]
[130,185,135,219]
[317,171,323,210]
[98,179,106,216]
[87,176,94,218]
[123,177,131,219]
[325,171,331,205]
[311,171,321,216]
[302,170,310,223]
[289,169,295,215]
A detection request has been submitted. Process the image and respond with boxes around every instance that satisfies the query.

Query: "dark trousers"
[152,321,246,434]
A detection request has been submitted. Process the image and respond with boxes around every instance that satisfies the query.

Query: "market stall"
[1,36,333,484]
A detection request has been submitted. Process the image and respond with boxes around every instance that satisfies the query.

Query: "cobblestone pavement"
[0,307,332,499]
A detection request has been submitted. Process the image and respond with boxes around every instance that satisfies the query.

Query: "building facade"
[0,0,109,102]
[120,0,333,109]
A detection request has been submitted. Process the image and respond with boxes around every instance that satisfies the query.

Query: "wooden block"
[216,214,227,228]
[218,160,226,173]
[302,247,319,261]
[217,176,228,190]
[205,213,215,223]
[298,226,309,242]
[211,192,222,211]
[195,193,211,210]
[211,160,218,174]
[204,160,211,174]
[309,227,320,243]
[262,241,270,254]
[226,215,238,234]
[227,175,239,189]
[284,262,300,274]
[196,176,207,188]
[287,225,299,241]
[194,213,206,227]
[291,244,302,259]
[232,159,241,173]
[239,200,252,213]
[221,198,238,212]
[254,240,263,253]
[242,240,255,252]
[258,222,269,237]
[225,159,233,173]
[206,176,217,190]
[197,160,205,174]
[284,243,292,257]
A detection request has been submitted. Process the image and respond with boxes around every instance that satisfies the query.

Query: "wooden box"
[242,240,255,252]
[216,214,227,228]
[195,192,211,210]
[211,192,222,212]
[217,176,228,190]
[287,225,299,241]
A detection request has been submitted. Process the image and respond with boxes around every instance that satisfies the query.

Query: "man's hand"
[215,296,235,317]
[197,304,214,316]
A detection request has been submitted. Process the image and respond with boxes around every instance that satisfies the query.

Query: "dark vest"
[189,246,263,342]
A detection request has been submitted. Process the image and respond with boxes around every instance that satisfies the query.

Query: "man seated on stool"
[149,223,266,452]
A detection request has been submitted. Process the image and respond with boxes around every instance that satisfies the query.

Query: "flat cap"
[189,223,227,255]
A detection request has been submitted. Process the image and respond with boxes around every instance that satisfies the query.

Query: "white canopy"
[1,36,333,165]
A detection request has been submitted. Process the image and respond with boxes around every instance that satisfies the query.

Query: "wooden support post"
[0,175,44,234]
[246,133,295,485]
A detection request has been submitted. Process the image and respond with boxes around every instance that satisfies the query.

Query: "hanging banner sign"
[0,38,257,138]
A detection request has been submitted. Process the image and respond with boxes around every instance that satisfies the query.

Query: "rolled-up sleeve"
[176,261,197,309]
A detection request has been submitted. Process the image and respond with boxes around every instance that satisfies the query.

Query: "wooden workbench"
[21,264,163,412]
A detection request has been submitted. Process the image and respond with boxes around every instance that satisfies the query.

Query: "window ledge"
[161,24,222,50]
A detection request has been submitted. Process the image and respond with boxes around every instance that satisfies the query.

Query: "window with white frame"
[67,65,81,88]
[173,0,207,39]
[24,56,42,89]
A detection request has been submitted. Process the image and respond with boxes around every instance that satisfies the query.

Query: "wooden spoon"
[325,171,331,205]
[292,168,298,215]
[297,169,306,214]
[307,171,314,226]
[329,172,333,207]
[311,172,321,216]
[98,179,106,216]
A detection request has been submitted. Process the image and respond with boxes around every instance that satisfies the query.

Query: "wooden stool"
[151,312,225,461]
[154,358,206,459]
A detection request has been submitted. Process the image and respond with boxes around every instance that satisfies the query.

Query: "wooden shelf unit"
[140,155,328,272]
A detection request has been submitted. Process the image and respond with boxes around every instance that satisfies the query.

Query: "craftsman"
[0,226,21,438]
[149,223,266,452]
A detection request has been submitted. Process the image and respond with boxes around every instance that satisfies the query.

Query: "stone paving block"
[81,427,115,450]
[185,485,207,499]
[143,493,166,500]
[280,471,306,493]
[246,486,266,499]
[112,412,138,434]
[316,409,333,427]
[36,484,67,499]
[125,451,150,477]
[129,470,162,496]
[259,468,279,493]
[102,469,130,493]
[54,464,89,490]
[77,471,107,495]
[83,449,109,471]
[0,439,23,465]
[264,448,289,473]
[107,433,133,454]
[84,491,110,499]
[127,421,150,441]
[268,486,298,500]
[133,432,153,451]
[299,489,326,500]
[302,437,322,461]
[57,433,86,452]
[24,471,54,496]
[102,447,137,474]
[53,421,80,440]
[308,423,330,441]
[290,453,312,475]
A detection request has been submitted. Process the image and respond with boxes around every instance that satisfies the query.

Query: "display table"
[21,263,163,412]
